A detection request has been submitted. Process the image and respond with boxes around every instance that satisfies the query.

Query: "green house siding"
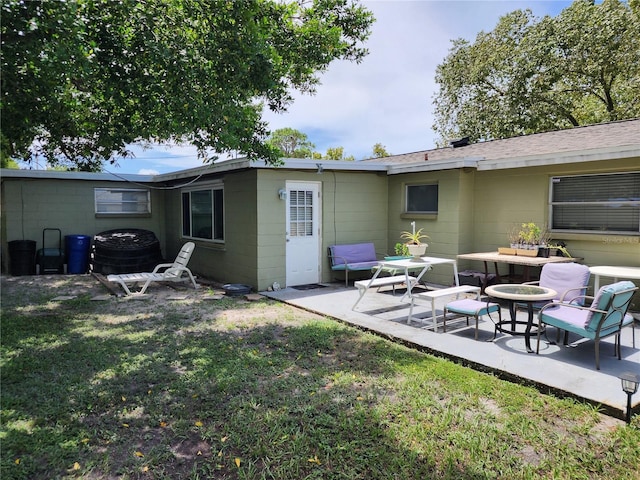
[160,169,388,291]
[1,178,165,261]
[163,170,259,287]
[387,169,468,286]
[472,159,639,248]
[320,171,389,284]
[461,158,640,281]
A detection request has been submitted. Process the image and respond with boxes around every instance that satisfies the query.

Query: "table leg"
[524,303,534,353]
[352,265,383,310]
[508,300,517,330]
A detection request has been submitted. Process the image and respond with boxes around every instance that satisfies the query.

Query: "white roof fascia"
[477,145,640,171]
[156,157,388,181]
[0,168,154,182]
[154,156,254,182]
[388,157,482,175]
[252,157,388,172]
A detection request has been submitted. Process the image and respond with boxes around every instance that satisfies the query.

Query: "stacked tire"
[92,229,162,274]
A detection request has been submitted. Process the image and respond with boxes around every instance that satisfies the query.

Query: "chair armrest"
[559,286,590,304]
[327,254,349,267]
[539,300,605,316]
[151,263,174,273]
[523,280,540,286]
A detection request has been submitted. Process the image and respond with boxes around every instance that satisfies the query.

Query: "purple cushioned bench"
[328,243,381,286]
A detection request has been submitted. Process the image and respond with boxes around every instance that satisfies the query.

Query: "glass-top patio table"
[484,284,557,353]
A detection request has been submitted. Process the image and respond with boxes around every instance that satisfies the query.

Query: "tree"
[1,0,374,170]
[371,143,390,158]
[266,128,315,159]
[324,146,354,161]
[432,0,640,145]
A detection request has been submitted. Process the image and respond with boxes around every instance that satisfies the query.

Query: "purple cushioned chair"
[522,262,591,309]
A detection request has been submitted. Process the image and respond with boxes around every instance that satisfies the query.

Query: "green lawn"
[1,276,639,479]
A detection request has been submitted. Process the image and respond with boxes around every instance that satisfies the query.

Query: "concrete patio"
[261,281,640,420]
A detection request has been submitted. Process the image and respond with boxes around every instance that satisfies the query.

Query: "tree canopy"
[1,0,374,170]
[371,142,390,158]
[432,0,640,145]
[266,128,315,159]
[324,146,354,161]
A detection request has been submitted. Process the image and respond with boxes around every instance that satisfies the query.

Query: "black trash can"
[65,235,92,274]
[8,240,36,276]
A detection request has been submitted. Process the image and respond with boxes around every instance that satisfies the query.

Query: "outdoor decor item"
[400,221,429,260]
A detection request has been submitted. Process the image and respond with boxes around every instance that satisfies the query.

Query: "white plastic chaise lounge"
[107,242,198,295]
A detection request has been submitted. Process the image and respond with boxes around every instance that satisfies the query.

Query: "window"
[550,172,640,234]
[289,189,314,237]
[95,188,150,215]
[405,184,438,213]
[182,184,224,241]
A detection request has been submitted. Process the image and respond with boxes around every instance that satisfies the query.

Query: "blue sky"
[106,0,573,175]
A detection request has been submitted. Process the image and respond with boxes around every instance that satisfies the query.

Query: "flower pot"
[516,247,538,257]
[537,247,550,258]
[406,244,427,259]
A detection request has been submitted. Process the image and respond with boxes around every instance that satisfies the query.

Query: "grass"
[1,275,639,479]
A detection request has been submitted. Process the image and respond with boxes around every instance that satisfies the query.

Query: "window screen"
[406,184,438,213]
[550,172,640,233]
[95,188,150,214]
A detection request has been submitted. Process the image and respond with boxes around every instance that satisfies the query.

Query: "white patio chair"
[107,242,198,295]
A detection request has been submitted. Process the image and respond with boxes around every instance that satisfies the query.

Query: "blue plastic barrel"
[65,235,92,274]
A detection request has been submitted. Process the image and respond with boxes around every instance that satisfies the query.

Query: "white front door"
[285,181,321,286]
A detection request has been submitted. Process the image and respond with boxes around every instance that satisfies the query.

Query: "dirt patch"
[0,273,325,328]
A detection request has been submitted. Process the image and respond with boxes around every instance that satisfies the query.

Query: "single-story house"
[1,119,639,302]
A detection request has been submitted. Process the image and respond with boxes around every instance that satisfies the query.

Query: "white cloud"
[116,0,571,172]
[136,168,160,176]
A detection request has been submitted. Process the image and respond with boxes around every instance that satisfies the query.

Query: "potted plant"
[394,242,410,257]
[384,243,411,261]
[516,222,542,256]
[400,223,429,261]
[548,241,571,258]
[498,226,520,255]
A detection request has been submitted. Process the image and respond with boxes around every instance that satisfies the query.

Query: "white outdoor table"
[589,266,640,292]
[457,251,582,290]
[352,256,459,310]
[485,284,557,353]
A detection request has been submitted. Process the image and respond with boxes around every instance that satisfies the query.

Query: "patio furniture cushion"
[443,298,501,340]
[445,298,500,316]
[328,243,381,286]
[539,262,591,304]
[329,243,377,266]
[522,262,590,309]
